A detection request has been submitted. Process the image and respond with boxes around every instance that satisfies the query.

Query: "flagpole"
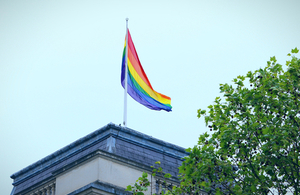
[123,18,129,127]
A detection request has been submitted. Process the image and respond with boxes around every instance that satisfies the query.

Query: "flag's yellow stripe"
[127,58,171,105]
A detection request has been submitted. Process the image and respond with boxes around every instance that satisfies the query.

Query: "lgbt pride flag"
[121,29,172,112]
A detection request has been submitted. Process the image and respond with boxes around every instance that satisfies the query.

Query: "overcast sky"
[1,0,300,194]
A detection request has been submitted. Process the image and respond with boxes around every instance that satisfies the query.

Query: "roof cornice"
[11,123,188,182]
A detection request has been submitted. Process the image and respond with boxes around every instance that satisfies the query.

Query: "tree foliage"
[126,171,150,195]
[127,48,300,195]
[126,161,176,195]
[184,48,300,194]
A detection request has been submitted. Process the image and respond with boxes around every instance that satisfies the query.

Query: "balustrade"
[28,182,55,195]
[154,178,208,195]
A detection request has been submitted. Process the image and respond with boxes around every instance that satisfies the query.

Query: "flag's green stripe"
[128,70,172,108]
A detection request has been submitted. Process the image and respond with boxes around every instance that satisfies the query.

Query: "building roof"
[10,123,188,195]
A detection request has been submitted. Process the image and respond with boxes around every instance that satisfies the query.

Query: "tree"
[127,48,300,195]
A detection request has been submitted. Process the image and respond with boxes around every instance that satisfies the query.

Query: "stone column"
[46,187,50,195]
[156,179,162,194]
[50,184,55,195]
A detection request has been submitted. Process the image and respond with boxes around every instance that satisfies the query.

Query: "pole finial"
[126,18,129,21]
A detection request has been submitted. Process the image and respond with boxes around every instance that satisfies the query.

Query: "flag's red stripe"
[127,30,154,90]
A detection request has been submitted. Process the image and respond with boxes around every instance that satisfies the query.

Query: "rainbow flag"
[121,29,172,111]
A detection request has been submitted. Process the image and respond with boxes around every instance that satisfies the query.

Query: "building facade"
[10,123,204,195]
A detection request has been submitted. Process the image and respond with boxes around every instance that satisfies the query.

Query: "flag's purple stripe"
[121,56,171,111]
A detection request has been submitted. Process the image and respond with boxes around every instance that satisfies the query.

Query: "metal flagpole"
[123,18,129,127]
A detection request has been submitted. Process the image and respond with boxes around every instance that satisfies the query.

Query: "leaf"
[291,47,299,54]
[126,185,132,191]
[215,190,222,195]
[270,56,277,63]
[262,127,270,135]
[200,181,207,187]
[142,172,148,178]
[251,185,256,192]
[237,80,243,86]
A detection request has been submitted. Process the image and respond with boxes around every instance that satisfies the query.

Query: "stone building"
[10,123,194,195]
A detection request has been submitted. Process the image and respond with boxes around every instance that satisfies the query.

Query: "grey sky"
[1,0,300,194]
